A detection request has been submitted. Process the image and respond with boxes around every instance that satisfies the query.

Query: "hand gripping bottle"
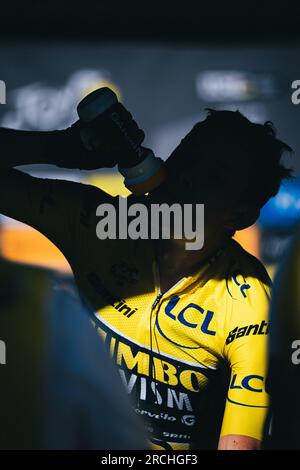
[77,87,166,195]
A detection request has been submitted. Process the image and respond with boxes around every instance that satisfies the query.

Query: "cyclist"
[0,104,293,450]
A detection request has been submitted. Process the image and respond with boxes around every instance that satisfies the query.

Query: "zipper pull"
[152,293,162,310]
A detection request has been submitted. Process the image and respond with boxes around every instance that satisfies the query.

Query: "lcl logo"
[155,296,216,349]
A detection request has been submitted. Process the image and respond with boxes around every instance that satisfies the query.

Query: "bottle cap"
[119,150,166,195]
[77,87,118,122]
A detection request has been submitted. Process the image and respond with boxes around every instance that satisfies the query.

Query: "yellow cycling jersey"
[1,175,271,450]
[78,235,271,450]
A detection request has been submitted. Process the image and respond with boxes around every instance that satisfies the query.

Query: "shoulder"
[216,241,271,360]
[224,239,272,303]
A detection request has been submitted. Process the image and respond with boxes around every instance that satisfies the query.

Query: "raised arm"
[0,102,143,171]
[0,168,111,260]
[0,120,117,266]
[0,96,145,258]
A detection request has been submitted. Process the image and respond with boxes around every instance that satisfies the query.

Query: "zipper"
[152,292,163,310]
[151,275,188,312]
[149,260,187,405]
[152,258,188,311]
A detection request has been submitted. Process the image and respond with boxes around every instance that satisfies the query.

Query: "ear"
[225,207,260,231]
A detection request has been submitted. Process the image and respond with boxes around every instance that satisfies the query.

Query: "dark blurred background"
[0,1,299,42]
[0,0,300,451]
[0,0,300,273]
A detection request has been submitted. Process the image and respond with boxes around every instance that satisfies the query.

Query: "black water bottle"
[77,87,166,195]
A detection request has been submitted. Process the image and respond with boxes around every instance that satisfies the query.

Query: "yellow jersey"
[83,236,271,450]
[0,175,271,450]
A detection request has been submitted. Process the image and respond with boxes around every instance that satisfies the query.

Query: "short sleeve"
[220,274,271,440]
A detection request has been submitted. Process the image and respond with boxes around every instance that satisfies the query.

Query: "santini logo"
[96,196,204,251]
[0,80,6,104]
[226,320,270,345]
[87,272,138,318]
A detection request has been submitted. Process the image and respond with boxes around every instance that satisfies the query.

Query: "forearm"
[0,167,113,259]
[0,94,146,171]
[0,127,68,168]
[218,434,261,450]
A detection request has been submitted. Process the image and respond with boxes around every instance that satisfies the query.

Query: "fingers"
[68,101,146,170]
[113,103,145,145]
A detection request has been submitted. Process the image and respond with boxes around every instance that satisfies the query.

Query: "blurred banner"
[258,179,300,276]
[0,42,299,271]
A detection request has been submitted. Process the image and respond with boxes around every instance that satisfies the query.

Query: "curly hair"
[166,108,293,210]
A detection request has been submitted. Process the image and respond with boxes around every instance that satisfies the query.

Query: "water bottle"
[77,87,166,195]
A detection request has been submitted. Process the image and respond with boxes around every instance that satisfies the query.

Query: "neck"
[156,233,230,277]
